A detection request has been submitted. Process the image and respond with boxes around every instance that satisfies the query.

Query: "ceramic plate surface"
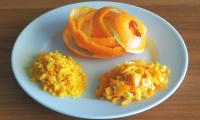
[11,1,188,119]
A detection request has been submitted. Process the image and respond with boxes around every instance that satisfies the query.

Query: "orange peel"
[107,13,147,53]
[63,28,113,58]
[91,6,127,38]
[63,6,147,58]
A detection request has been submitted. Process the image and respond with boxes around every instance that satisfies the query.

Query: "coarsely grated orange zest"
[96,60,171,106]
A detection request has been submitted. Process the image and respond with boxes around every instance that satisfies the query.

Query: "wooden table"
[0,0,199,120]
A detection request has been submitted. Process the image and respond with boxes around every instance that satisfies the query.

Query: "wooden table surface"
[0,0,200,120]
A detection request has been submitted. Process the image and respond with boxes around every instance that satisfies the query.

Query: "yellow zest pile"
[96,60,171,106]
[29,51,86,97]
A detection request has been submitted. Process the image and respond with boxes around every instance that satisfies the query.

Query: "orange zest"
[96,60,171,106]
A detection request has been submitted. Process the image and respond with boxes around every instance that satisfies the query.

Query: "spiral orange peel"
[63,6,147,58]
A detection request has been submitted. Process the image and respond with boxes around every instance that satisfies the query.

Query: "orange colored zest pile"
[63,6,147,58]
[96,60,171,106]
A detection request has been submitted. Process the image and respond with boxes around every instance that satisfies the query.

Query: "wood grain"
[0,0,200,120]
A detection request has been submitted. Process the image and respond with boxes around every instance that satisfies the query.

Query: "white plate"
[11,1,188,119]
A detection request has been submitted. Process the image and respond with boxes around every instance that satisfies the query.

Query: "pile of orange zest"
[96,60,171,106]
[63,6,147,58]
[29,51,86,97]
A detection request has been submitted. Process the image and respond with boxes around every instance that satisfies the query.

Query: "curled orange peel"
[107,13,147,53]
[68,18,125,56]
[77,10,118,48]
[63,28,113,58]
[91,6,127,38]
[63,6,147,58]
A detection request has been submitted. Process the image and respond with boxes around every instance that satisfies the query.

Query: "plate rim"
[11,1,189,119]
